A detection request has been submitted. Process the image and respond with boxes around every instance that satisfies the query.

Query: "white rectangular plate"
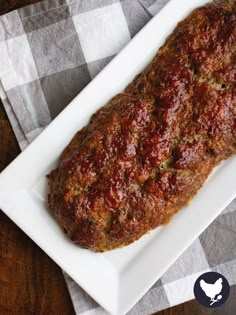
[1,0,236,314]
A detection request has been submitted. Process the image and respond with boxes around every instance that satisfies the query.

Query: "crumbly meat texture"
[48,0,236,252]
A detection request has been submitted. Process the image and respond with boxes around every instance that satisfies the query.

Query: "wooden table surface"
[0,1,235,314]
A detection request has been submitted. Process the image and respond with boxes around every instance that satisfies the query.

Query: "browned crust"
[48,0,236,252]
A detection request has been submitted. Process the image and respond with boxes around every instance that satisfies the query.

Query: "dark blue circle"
[193,272,230,308]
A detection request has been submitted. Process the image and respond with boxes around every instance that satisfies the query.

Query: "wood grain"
[0,0,40,13]
[0,101,75,315]
[0,1,235,315]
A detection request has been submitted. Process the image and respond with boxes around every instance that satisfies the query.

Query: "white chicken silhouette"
[200,278,223,306]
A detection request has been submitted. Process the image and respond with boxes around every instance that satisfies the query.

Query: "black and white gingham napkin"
[0,0,236,314]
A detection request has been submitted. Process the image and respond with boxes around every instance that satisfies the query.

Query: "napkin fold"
[0,0,236,314]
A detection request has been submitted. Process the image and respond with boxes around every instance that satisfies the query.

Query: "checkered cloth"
[0,0,235,314]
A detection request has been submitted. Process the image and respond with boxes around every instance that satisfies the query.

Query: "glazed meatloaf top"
[48,0,236,252]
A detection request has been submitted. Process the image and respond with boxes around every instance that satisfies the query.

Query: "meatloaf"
[48,0,236,252]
